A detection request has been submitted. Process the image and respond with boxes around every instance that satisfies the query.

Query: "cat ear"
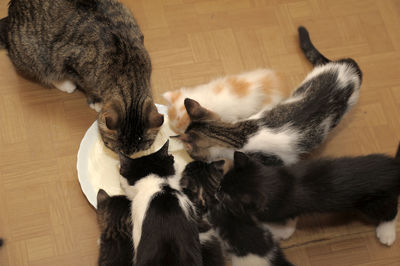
[211,160,226,176]
[234,151,249,169]
[211,159,232,175]
[184,98,219,121]
[101,102,120,130]
[97,189,110,207]
[156,140,169,157]
[145,98,164,128]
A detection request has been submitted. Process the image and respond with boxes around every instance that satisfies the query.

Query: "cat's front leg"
[262,217,298,241]
[52,80,77,93]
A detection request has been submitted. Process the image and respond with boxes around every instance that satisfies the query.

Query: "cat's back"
[135,183,202,266]
[7,0,143,60]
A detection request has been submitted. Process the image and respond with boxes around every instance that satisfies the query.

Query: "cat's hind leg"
[53,80,76,93]
[376,214,397,246]
[361,196,398,246]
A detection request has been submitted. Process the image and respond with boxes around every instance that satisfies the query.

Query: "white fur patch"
[231,253,271,266]
[89,102,103,112]
[53,80,76,93]
[302,63,360,90]
[241,123,300,165]
[376,215,397,246]
[123,175,164,258]
[199,228,217,244]
[263,218,298,241]
[168,175,194,219]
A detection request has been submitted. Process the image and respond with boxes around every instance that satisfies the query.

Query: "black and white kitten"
[181,161,293,266]
[176,26,362,164]
[119,140,203,266]
[96,189,133,266]
[96,188,225,266]
[217,147,400,246]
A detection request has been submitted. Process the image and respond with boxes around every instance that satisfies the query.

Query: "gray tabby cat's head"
[174,98,234,161]
[98,97,164,156]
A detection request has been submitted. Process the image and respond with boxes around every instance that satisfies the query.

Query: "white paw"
[264,218,297,241]
[89,102,103,112]
[97,237,101,246]
[53,80,76,93]
[377,219,397,246]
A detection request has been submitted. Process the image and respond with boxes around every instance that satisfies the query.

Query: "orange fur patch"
[168,106,177,120]
[176,113,190,132]
[261,74,274,104]
[179,105,186,112]
[229,77,250,97]
[170,91,182,104]
[213,83,224,94]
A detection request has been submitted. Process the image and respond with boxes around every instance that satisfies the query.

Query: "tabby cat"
[163,69,284,134]
[96,189,133,266]
[175,26,362,163]
[0,0,164,155]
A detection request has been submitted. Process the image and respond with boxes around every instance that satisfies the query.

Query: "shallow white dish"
[77,104,192,209]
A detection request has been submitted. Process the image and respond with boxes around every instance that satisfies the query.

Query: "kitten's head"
[180,160,228,215]
[98,96,164,156]
[216,152,270,214]
[162,90,189,134]
[119,140,175,185]
[174,98,233,161]
[96,190,133,266]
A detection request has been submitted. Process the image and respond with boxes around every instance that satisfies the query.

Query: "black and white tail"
[298,26,330,66]
[0,17,8,49]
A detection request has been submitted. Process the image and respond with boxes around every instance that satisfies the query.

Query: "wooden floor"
[0,0,400,265]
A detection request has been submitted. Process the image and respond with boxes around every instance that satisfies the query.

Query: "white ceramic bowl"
[77,105,192,208]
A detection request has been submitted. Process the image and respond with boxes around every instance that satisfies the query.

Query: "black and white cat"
[181,161,293,266]
[217,147,400,247]
[176,26,362,164]
[119,141,203,266]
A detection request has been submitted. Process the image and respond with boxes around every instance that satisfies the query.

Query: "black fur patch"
[119,141,175,185]
[220,151,400,224]
[135,188,202,266]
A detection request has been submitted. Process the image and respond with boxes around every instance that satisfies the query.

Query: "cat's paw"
[53,80,76,93]
[264,218,297,241]
[89,102,103,112]
[376,219,397,246]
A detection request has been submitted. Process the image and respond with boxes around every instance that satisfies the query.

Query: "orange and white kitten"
[163,69,285,134]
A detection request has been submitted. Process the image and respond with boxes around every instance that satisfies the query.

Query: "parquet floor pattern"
[0,0,400,265]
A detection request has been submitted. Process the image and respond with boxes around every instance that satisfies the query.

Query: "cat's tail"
[395,142,400,160]
[0,238,3,247]
[0,17,9,49]
[298,26,330,66]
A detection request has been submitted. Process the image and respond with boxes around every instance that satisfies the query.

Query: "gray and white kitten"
[0,0,164,156]
[176,26,362,164]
